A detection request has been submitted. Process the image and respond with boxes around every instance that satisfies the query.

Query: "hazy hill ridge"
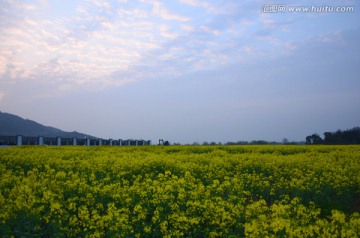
[0,111,96,138]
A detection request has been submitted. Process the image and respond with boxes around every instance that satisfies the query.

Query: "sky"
[0,0,360,144]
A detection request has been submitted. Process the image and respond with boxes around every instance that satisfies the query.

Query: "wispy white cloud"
[1,0,358,99]
[2,0,247,94]
[0,1,161,90]
[1,0,38,12]
[151,1,189,22]
[90,0,111,9]
[158,24,179,39]
[178,0,210,9]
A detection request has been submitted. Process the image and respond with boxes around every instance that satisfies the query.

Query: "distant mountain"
[0,111,96,138]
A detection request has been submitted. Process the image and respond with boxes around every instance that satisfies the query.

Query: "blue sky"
[1,0,359,144]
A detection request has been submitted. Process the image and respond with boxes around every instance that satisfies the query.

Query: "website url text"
[262,5,354,13]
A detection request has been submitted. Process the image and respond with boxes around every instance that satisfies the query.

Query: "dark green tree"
[305,134,323,145]
[323,127,360,144]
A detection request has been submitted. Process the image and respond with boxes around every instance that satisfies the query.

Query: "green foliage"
[0,145,359,237]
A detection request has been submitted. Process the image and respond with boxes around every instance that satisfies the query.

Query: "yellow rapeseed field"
[0,145,359,237]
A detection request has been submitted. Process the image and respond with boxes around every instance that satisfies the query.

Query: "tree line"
[306,127,360,145]
[175,140,295,146]
[170,127,360,146]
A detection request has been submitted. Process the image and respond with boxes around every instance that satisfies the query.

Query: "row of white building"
[0,135,151,146]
